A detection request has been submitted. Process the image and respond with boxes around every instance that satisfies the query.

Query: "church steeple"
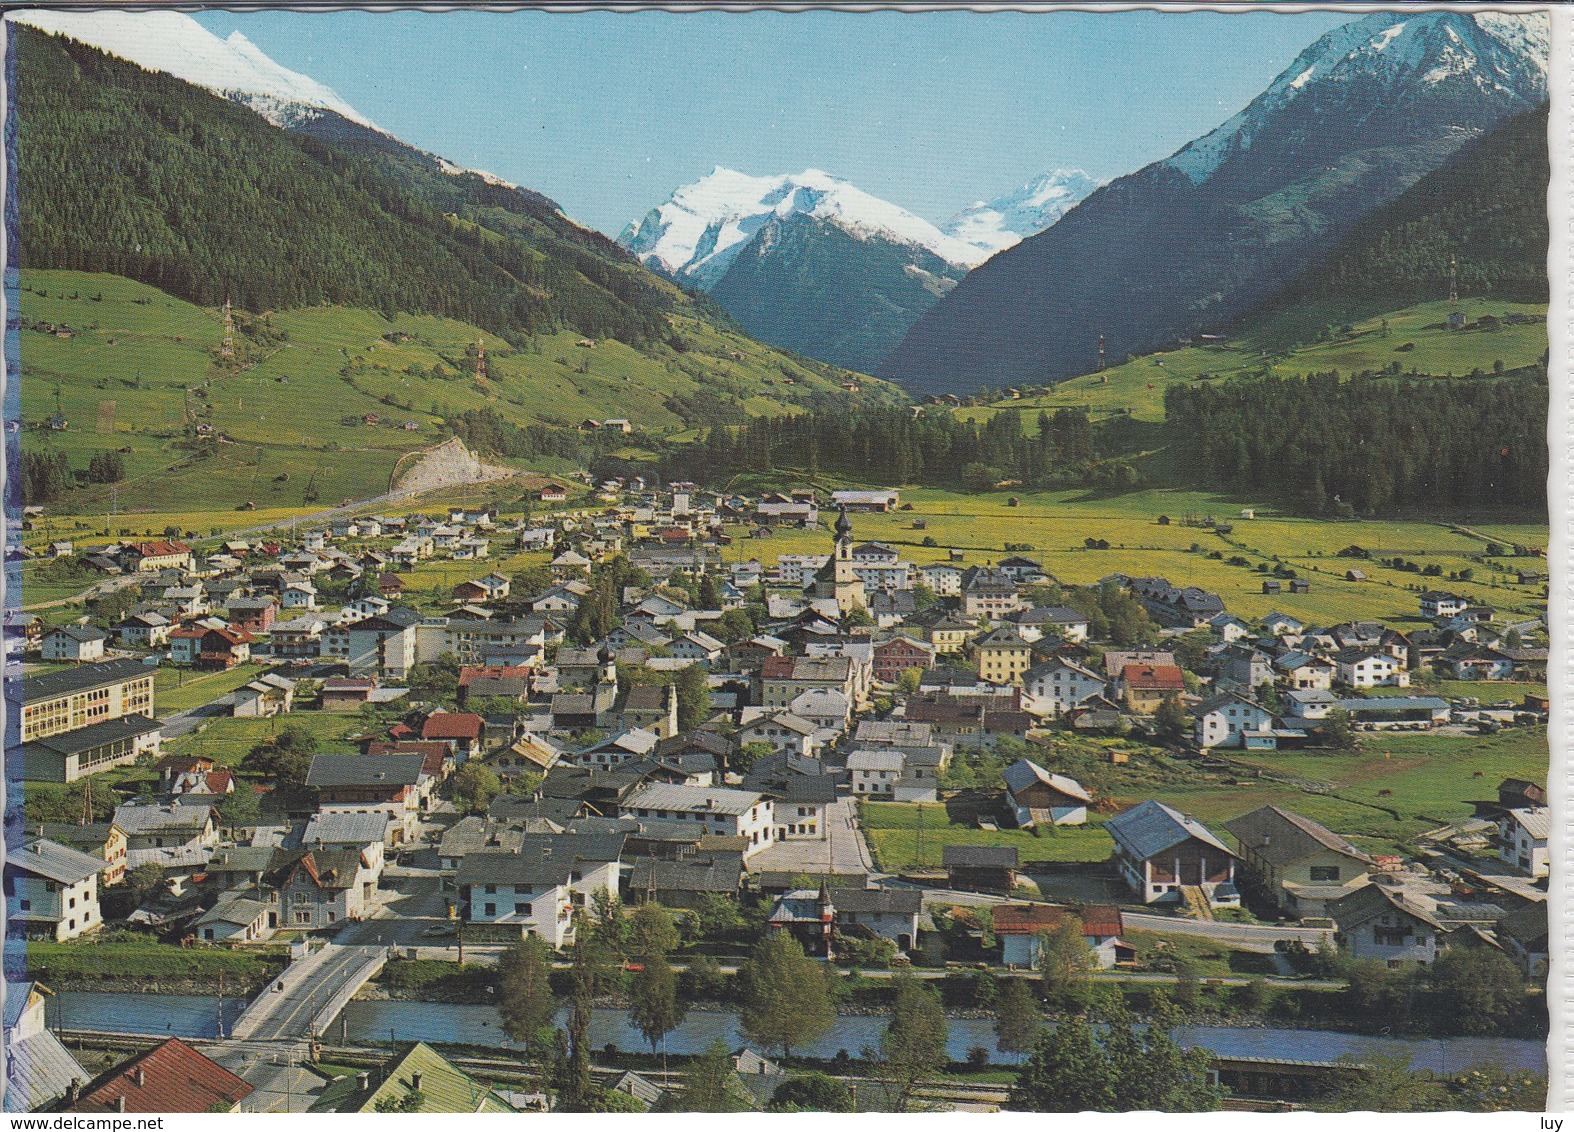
[809,504,865,616]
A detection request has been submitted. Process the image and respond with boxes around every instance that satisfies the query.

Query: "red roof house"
[72,1038,253,1113]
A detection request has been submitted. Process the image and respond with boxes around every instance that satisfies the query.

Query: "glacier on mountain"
[943,169,1100,257]
[9,8,532,193]
[619,167,989,289]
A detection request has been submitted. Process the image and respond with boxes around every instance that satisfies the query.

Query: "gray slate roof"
[302,811,391,846]
[1106,800,1233,861]
[5,1029,88,1113]
[22,658,149,705]
[7,838,106,884]
[1223,805,1372,868]
[305,754,426,788]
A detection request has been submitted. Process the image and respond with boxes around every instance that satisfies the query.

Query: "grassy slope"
[957,299,1547,425]
[20,269,881,513]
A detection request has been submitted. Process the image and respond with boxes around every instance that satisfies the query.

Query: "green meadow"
[957,300,1548,425]
[727,486,1548,625]
[865,727,1546,868]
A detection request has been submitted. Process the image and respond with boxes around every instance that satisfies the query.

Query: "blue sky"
[196,8,1353,236]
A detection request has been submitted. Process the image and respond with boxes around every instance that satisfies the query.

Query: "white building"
[1022,656,1106,718]
[456,837,625,949]
[737,708,821,757]
[1335,649,1407,689]
[846,748,906,800]
[1499,807,1549,877]
[919,563,963,597]
[1194,693,1274,749]
[619,784,775,857]
[5,838,105,941]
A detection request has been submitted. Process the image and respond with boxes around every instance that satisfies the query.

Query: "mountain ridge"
[877,10,1549,395]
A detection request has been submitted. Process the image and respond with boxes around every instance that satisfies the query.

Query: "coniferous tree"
[739,933,835,1059]
[496,936,558,1061]
[877,973,950,1112]
[992,977,1041,1056]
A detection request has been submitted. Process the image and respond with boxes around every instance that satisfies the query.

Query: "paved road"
[21,573,140,612]
[1122,911,1333,950]
[160,698,237,738]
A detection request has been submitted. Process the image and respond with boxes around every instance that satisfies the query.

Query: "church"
[809,506,866,616]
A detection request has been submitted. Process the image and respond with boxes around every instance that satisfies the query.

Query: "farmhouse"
[1001,758,1091,827]
[1106,800,1238,907]
[1224,805,1373,918]
[1193,692,1273,749]
[1329,883,1446,965]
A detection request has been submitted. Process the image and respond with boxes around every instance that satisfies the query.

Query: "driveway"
[747,796,873,876]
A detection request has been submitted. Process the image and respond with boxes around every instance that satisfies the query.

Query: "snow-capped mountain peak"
[619,167,988,289]
[1165,11,1549,185]
[11,9,381,131]
[943,169,1101,257]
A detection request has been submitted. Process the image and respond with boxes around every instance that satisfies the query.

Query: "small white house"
[846,748,906,800]
[1194,693,1274,749]
[195,894,275,944]
[5,838,105,941]
[1022,656,1106,719]
[41,625,107,663]
[1499,807,1549,878]
[1335,649,1407,689]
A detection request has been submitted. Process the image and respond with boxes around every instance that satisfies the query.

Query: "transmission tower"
[220,297,236,364]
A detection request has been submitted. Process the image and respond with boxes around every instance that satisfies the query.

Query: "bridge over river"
[230,942,390,1041]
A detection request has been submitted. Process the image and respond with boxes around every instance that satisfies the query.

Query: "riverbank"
[24,939,289,997]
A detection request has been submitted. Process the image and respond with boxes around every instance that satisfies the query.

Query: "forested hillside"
[18,28,669,346]
[1164,367,1547,515]
[648,404,1149,495]
[1247,103,1549,341]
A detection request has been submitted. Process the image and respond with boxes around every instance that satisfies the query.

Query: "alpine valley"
[8,7,1551,520]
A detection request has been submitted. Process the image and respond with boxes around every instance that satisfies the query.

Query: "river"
[49,992,1546,1073]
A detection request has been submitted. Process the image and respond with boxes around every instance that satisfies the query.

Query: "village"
[3,476,1551,1113]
